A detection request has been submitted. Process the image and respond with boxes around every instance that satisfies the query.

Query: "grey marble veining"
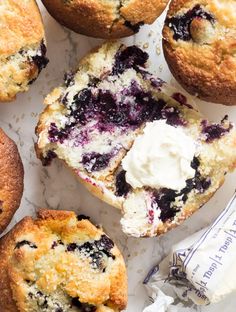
[0,2,236,311]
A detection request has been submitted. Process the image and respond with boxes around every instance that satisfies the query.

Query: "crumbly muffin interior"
[36,42,236,237]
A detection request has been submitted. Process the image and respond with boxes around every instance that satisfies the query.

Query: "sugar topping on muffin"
[0,209,127,311]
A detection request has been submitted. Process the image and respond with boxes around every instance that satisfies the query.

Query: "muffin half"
[36,42,236,237]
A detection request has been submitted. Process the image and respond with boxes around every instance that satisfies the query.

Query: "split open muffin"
[36,42,236,237]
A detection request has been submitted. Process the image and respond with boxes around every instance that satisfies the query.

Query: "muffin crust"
[41,0,168,38]
[0,128,24,233]
[163,0,236,105]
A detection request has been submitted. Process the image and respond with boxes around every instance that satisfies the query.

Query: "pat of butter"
[144,193,236,309]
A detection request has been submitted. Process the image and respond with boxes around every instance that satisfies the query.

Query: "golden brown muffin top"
[0,0,45,57]
[0,209,127,311]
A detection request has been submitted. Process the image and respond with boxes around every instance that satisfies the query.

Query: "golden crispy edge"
[0,209,127,311]
[0,129,24,233]
[0,217,34,312]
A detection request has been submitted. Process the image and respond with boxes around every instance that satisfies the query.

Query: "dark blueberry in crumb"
[150,77,165,89]
[201,120,233,142]
[55,308,64,312]
[95,235,114,251]
[71,89,94,124]
[64,71,75,87]
[71,298,96,312]
[41,150,57,166]
[124,20,144,33]
[82,152,111,172]
[153,189,180,222]
[48,123,71,144]
[191,156,200,170]
[88,77,100,87]
[77,214,90,221]
[32,41,49,73]
[67,243,78,252]
[165,4,215,41]
[98,90,117,115]
[179,157,211,198]
[194,173,211,193]
[28,292,33,299]
[152,157,211,222]
[115,170,131,197]
[79,241,94,253]
[172,93,193,109]
[95,235,115,259]
[15,240,37,249]
[90,251,105,270]
[113,45,149,75]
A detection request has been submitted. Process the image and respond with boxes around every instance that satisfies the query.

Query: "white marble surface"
[1,2,236,311]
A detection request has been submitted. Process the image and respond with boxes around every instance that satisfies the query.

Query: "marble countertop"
[1,2,236,311]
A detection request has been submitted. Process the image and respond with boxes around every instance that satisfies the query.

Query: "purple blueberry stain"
[48,122,74,144]
[113,45,149,75]
[201,120,233,142]
[172,93,193,109]
[82,152,112,173]
[160,106,187,127]
[150,77,165,90]
[166,4,215,41]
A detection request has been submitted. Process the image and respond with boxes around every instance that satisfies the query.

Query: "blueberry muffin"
[0,209,127,311]
[0,128,24,233]
[0,0,48,102]
[163,0,236,105]
[41,0,168,39]
[36,42,236,237]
